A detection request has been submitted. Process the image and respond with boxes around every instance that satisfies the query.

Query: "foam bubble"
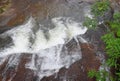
[0,17,87,56]
[0,17,87,80]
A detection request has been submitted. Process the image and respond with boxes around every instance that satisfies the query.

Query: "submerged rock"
[0,0,106,81]
[0,43,101,81]
[41,43,100,81]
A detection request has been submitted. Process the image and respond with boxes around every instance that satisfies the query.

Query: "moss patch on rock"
[0,0,11,14]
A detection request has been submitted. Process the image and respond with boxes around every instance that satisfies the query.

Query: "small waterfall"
[0,17,87,56]
[0,16,88,80]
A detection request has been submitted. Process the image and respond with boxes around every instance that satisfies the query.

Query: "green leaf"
[113,12,120,20]
[117,30,120,37]
[91,0,110,16]
[83,17,98,29]
[88,70,96,78]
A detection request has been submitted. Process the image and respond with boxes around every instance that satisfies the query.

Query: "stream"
[0,0,105,81]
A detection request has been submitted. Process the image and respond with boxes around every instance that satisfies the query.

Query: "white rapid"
[0,17,87,56]
[0,17,87,80]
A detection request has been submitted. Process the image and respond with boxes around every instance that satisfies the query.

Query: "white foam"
[0,17,87,56]
[0,17,87,80]
[84,5,93,19]
[25,54,37,70]
[26,45,82,80]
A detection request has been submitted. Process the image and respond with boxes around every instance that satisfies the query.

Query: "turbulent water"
[0,1,95,80]
[0,17,87,55]
[0,16,88,80]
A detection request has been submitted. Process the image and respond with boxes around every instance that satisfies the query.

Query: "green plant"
[83,0,110,29]
[109,12,120,38]
[88,69,96,78]
[102,33,120,68]
[100,12,120,80]
[83,17,98,29]
[88,69,110,81]
[113,12,120,21]
[83,0,120,81]
[91,0,110,17]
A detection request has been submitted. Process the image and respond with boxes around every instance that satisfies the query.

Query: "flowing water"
[0,0,96,81]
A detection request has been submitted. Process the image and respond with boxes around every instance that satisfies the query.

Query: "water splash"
[0,17,87,80]
[0,17,87,57]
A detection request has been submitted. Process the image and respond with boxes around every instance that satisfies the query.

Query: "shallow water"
[0,0,95,81]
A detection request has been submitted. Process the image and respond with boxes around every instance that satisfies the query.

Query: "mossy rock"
[0,0,11,14]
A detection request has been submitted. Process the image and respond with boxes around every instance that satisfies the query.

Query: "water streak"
[0,16,87,80]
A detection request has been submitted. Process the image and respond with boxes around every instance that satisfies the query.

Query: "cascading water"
[0,16,88,80]
[0,17,87,55]
[0,0,99,80]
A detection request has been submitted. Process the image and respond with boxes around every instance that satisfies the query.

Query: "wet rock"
[0,0,105,81]
[41,43,100,81]
[0,0,117,32]
[0,0,11,14]
[0,54,34,81]
[0,0,92,32]
[0,36,12,49]
[12,54,34,81]
[110,0,120,12]
[0,41,101,81]
[82,26,106,60]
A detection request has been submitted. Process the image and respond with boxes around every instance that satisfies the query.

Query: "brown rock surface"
[0,0,118,30]
[0,0,95,30]
[0,54,34,81]
[0,43,101,81]
[41,43,100,81]
[0,0,106,81]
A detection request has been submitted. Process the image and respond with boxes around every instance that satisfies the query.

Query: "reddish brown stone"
[12,54,34,81]
[0,0,105,81]
[0,43,101,81]
[0,54,34,81]
[41,43,101,81]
